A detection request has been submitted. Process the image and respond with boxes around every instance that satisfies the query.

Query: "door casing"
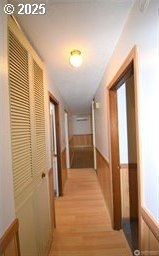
[49,92,63,196]
[108,46,141,246]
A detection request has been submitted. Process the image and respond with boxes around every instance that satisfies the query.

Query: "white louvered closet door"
[32,61,50,256]
[9,30,33,196]
[8,16,51,256]
[33,61,46,177]
[8,30,47,195]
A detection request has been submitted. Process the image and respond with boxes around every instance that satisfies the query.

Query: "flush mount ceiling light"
[139,0,150,12]
[70,50,82,68]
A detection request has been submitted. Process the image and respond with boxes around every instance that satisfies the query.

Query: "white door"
[64,111,70,169]
[50,102,59,197]
[33,178,51,256]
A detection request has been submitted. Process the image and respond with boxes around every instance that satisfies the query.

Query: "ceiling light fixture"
[70,50,82,68]
[139,0,150,12]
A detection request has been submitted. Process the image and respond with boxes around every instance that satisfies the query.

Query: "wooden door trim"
[109,89,121,230]
[108,46,141,233]
[107,47,136,90]
[49,92,63,196]
[0,218,21,256]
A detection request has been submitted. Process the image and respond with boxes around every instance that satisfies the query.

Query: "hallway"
[49,169,131,256]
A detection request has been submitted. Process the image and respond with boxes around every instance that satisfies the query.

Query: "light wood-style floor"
[71,147,94,169]
[49,169,132,256]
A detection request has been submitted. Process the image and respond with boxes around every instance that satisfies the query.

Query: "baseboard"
[61,148,68,192]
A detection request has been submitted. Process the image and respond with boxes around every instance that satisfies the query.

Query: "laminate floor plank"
[49,169,131,256]
[71,148,94,168]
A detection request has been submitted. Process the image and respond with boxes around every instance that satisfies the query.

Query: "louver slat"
[9,30,32,194]
[33,61,46,175]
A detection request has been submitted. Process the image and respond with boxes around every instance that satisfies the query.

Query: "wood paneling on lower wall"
[0,219,21,256]
[71,134,93,147]
[141,208,159,243]
[141,208,159,254]
[120,163,138,219]
[61,148,67,193]
[120,164,130,219]
[96,148,112,219]
[128,164,138,218]
[69,137,74,166]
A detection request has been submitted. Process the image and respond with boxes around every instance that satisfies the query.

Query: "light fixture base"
[70,49,82,68]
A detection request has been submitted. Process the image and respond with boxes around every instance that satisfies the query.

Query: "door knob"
[41,172,46,179]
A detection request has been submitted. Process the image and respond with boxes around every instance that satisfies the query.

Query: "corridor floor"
[49,169,132,256]
[71,147,94,169]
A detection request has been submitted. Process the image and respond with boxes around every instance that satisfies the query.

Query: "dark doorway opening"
[69,115,94,169]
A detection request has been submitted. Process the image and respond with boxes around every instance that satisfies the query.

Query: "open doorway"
[70,114,94,169]
[108,47,140,252]
[117,75,138,251]
[49,93,63,196]
[50,102,59,196]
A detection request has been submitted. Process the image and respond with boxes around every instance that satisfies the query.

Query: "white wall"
[94,1,159,221]
[44,67,71,170]
[72,115,92,135]
[117,84,128,164]
[0,1,16,236]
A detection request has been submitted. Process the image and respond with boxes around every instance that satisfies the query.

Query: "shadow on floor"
[122,218,138,253]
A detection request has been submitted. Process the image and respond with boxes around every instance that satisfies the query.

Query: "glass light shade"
[70,50,82,68]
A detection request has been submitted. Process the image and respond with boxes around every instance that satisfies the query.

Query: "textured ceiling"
[10,0,133,114]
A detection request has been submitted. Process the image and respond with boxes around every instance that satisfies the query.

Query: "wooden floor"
[71,147,94,169]
[49,169,132,256]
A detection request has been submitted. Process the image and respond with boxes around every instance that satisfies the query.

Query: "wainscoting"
[70,134,93,147]
[141,208,159,254]
[69,137,74,167]
[96,149,159,253]
[120,163,138,251]
[96,149,112,219]
[61,148,67,192]
[120,164,130,219]
[0,219,20,256]
[120,163,138,219]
